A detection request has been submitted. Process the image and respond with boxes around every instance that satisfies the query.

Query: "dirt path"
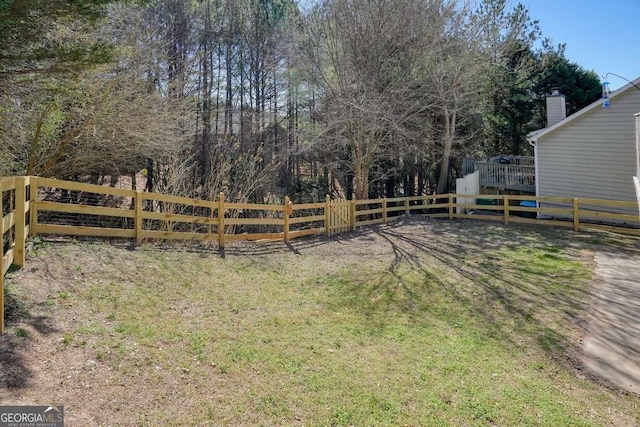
[583,251,640,394]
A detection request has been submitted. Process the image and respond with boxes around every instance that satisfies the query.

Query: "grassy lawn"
[1,219,639,425]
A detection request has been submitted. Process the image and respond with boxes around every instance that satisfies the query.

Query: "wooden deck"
[463,156,535,193]
[476,162,535,193]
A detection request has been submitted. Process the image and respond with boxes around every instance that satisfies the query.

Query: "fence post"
[382,197,388,223]
[573,198,580,232]
[14,176,26,267]
[404,197,409,216]
[448,194,454,220]
[325,195,331,236]
[504,194,510,225]
[350,200,356,231]
[28,176,38,238]
[284,196,291,243]
[218,192,226,248]
[135,190,143,246]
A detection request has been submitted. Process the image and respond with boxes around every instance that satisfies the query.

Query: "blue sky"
[521,0,640,90]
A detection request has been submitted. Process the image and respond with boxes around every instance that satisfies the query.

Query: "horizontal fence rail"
[1,175,640,333]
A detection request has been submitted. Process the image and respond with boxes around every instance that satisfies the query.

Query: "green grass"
[3,222,640,425]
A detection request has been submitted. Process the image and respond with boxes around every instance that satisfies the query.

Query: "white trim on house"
[633,113,640,215]
[529,77,640,143]
[634,176,640,211]
[636,112,640,177]
[533,142,540,208]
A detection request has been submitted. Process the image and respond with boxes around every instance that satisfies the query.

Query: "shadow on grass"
[387,227,567,317]
[303,218,639,372]
[29,217,639,372]
[1,282,59,392]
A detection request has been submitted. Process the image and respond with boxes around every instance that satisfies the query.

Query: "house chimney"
[546,89,566,127]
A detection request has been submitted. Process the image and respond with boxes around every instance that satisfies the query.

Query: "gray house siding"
[537,88,640,217]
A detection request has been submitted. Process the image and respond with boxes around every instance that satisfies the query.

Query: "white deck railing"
[476,162,535,193]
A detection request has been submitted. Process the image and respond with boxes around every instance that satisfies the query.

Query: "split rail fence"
[1,176,639,332]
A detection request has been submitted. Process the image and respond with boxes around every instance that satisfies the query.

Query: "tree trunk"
[437,109,456,194]
[224,29,233,136]
[201,6,212,180]
[353,161,369,200]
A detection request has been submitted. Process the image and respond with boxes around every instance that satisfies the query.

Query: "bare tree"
[1,0,553,203]
[301,0,449,199]
[419,4,485,194]
[0,66,191,179]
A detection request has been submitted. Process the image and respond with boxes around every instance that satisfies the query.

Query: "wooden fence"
[1,176,639,332]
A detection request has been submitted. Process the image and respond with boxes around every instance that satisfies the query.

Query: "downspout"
[528,136,540,217]
[634,176,640,216]
[635,113,640,215]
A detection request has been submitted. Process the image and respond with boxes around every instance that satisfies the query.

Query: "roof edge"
[529,76,640,141]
